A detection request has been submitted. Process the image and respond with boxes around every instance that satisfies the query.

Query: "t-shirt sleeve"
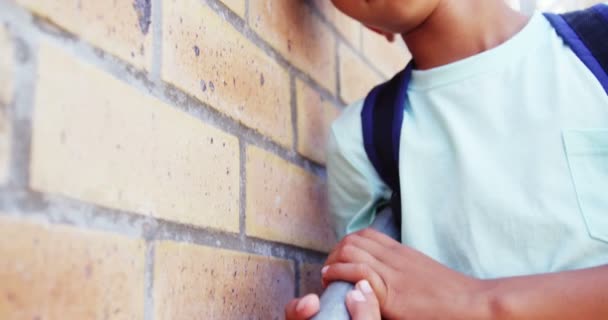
[326,100,391,240]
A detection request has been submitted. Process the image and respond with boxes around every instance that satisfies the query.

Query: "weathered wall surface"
[6,0,600,318]
[0,0,407,319]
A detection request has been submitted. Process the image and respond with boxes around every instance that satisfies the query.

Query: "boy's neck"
[403,0,530,70]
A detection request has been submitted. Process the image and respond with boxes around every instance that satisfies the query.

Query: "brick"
[300,263,324,296]
[246,146,336,252]
[16,0,152,70]
[0,25,11,184]
[30,42,240,232]
[296,79,341,164]
[250,0,337,94]
[313,0,361,47]
[154,241,294,320]
[338,44,383,105]
[362,29,410,78]
[162,0,292,148]
[219,0,245,18]
[0,216,145,320]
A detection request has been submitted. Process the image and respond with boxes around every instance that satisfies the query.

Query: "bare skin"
[333,0,529,70]
[285,0,608,319]
[288,229,608,319]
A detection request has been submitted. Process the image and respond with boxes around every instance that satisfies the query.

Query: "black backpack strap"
[544,4,608,94]
[361,62,414,223]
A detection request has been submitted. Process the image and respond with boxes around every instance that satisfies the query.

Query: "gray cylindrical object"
[311,206,400,320]
[311,281,353,320]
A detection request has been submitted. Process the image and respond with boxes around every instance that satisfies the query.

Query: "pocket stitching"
[563,129,608,243]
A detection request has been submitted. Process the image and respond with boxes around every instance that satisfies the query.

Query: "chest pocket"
[564,129,608,242]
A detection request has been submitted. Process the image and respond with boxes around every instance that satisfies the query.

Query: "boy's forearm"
[473,265,608,320]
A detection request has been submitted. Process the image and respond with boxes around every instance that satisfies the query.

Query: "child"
[286,0,608,319]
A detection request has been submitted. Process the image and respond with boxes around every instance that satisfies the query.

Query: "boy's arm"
[321,228,608,320]
[326,102,390,239]
[475,265,608,319]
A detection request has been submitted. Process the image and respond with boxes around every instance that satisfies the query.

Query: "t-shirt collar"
[409,12,549,91]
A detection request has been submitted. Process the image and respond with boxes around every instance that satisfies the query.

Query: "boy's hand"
[284,280,381,320]
[285,294,319,320]
[321,228,488,320]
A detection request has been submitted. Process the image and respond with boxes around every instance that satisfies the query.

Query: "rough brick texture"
[339,43,384,104]
[154,241,295,320]
[362,29,410,78]
[300,263,324,296]
[0,25,11,184]
[163,0,292,147]
[15,0,153,70]
[31,42,240,232]
[1,0,415,317]
[296,79,341,164]
[219,0,245,18]
[246,146,336,252]
[0,216,145,320]
[313,0,361,47]
[250,0,337,94]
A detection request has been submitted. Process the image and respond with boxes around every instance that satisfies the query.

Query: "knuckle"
[358,228,374,238]
[338,244,355,261]
[342,233,358,246]
[354,263,371,278]
[388,240,401,250]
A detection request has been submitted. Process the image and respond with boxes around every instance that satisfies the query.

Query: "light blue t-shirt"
[327,12,608,279]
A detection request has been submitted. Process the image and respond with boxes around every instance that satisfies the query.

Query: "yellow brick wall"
[1,0,604,318]
[0,0,407,319]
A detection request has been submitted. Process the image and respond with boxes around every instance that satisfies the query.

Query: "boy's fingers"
[346,280,381,320]
[285,299,299,319]
[325,229,400,270]
[357,280,380,309]
[325,240,381,278]
[284,294,320,320]
[321,263,387,305]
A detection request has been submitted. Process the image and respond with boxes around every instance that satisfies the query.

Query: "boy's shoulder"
[327,99,367,159]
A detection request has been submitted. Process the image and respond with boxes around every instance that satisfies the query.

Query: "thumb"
[285,294,320,320]
[345,280,381,320]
